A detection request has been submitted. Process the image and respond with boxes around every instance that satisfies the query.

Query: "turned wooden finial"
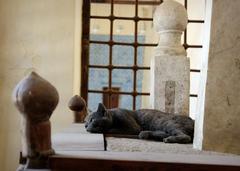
[13,72,59,170]
[68,95,87,123]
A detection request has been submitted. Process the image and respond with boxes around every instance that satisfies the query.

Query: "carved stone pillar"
[150,0,189,115]
[13,72,59,170]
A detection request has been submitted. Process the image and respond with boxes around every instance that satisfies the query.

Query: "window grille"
[81,0,204,117]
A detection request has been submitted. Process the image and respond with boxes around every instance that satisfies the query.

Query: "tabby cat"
[85,103,194,144]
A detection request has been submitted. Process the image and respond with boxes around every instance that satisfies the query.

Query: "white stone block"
[151,55,190,114]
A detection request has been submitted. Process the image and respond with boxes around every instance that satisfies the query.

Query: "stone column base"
[150,55,190,115]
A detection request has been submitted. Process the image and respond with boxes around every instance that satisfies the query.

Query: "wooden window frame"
[81,0,204,110]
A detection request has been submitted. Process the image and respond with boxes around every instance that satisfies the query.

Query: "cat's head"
[85,103,112,133]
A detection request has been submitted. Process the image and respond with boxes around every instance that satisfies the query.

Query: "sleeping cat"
[85,103,194,144]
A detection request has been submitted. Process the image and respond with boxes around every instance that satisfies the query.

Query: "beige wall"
[0,0,77,170]
[74,0,82,95]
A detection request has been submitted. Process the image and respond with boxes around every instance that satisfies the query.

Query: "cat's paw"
[163,135,192,143]
[138,131,152,139]
[163,137,172,143]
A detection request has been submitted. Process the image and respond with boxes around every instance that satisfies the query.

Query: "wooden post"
[68,95,87,123]
[13,72,59,170]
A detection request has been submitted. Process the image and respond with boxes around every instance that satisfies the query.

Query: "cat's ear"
[97,103,107,114]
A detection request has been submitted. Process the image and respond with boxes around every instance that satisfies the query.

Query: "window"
[81,0,204,118]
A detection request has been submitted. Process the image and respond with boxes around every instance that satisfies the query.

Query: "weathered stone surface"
[153,0,187,57]
[165,80,176,113]
[195,0,240,155]
[151,55,190,115]
[151,0,189,115]
[153,0,187,33]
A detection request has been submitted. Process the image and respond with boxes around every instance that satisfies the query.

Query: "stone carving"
[165,80,176,113]
[150,0,190,115]
[13,72,59,170]
[68,95,87,123]
[153,0,187,56]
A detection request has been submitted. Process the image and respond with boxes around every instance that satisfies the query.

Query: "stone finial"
[150,0,190,115]
[153,0,188,56]
[13,72,59,170]
[68,95,87,123]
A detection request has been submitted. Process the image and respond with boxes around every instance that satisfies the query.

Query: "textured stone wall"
[201,0,240,154]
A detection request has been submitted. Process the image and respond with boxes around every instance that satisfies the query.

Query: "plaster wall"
[201,0,240,154]
[73,0,82,95]
[0,0,76,170]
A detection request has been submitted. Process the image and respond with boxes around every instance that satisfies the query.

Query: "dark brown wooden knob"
[13,72,59,123]
[68,95,86,111]
[68,95,87,123]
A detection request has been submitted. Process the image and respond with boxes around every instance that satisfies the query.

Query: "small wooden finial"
[13,72,59,170]
[68,95,87,123]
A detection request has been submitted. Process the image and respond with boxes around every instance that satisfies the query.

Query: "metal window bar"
[81,0,203,109]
